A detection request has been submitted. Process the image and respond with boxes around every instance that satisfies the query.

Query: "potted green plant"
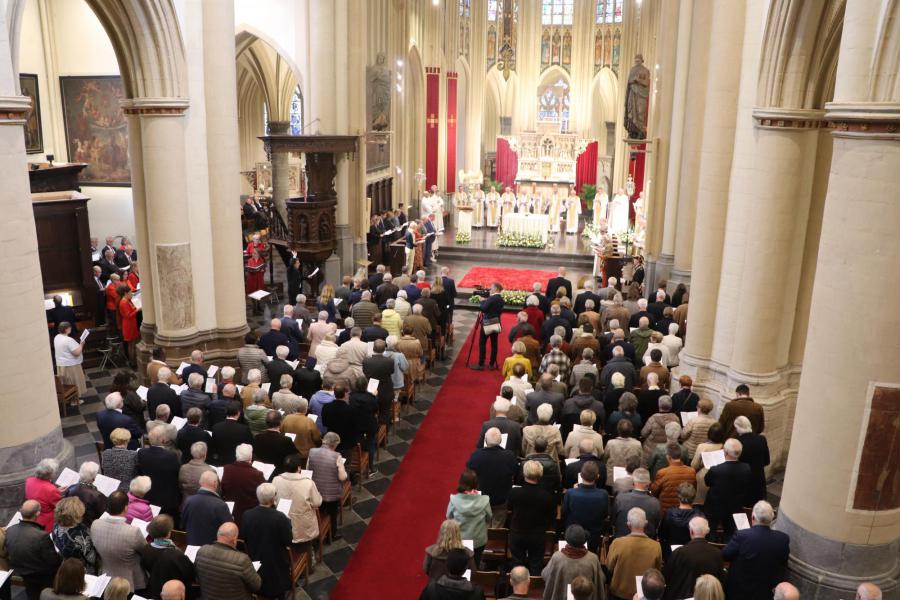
[580,184,597,211]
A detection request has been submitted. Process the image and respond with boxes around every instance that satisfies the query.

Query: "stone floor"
[50,301,480,600]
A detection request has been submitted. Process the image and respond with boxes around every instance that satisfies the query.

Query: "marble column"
[202,0,249,335]
[777,0,900,596]
[268,120,291,222]
[0,95,74,519]
[678,0,746,363]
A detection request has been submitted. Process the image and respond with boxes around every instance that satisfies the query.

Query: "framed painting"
[59,76,131,186]
[20,73,43,154]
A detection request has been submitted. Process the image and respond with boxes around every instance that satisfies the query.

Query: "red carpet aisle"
[458,266,556,292]
[331,312,516,599]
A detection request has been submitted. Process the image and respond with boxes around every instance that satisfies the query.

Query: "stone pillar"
[202,0,251,336]
[0,95,73,518]
[678,0,746,363]
[777,0,900,596]
[268,120,291,222]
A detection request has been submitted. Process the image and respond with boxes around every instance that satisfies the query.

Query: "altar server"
[565,187,582,234]
[485,187,502,228]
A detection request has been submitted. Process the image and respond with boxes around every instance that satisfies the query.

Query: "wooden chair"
[289,546,311,588]
[543,530,559,564]
[94,441,105,466]
[54,376,79,416]
[315,508,332,562]
[527,576,546,599]
[349,444,370,488]
[472,570,501,600]
[375,423,388,461]
[171,529,187,550]
[339,479,353,525]
[481,528,509,566]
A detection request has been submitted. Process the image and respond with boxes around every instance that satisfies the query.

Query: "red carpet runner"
[331,313,516,599]
[457,266,556,292]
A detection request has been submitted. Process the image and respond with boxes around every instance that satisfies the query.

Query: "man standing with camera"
[474,282,505,371]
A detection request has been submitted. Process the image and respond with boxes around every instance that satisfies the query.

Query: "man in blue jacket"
[722,500,790,600]
[96,392,144,449]
[562,461,609,552]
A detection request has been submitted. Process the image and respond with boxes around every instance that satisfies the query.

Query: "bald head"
[217,522,239,546]
[773,583,800,600]
[857,583,882,600]
[20,499,41,520]
[160,580,186,600]
[270,318,281,330]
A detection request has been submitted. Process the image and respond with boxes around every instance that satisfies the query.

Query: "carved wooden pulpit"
[259,134,358,296]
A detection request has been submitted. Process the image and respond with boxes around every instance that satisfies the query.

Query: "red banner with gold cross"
[446,72,457,192]
[425,66,441,189]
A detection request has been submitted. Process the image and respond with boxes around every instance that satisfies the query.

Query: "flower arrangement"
[497,231,546,248]
[455,231,471,244]
[467,289,531,306]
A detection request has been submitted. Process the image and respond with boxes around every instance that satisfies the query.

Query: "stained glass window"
[595,0,623,24]
[289,86,303,135]
[542,0,573,25]
[537,78,570,131]
[459,0,470,17]
[487,0,499,21]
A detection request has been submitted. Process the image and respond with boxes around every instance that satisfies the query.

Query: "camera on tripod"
[472,286,490,299]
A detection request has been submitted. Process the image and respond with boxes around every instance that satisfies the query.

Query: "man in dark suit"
[96,392,144,449]
[374,274,399,307]
[279,306,303,346]
[265,346,295,386]
[475,282,505,370]
[99,248,120,282]
[181,470,233,546]
[647,290,670,321]
[176,408,212,464]
[466,427,519,527]
[612,468,661,538]
[422,214,437,267]
[292,358,322,399]
[240,484,293,600]
[629,298,657,329]
[362,339,396,426]
[361,313,390,342]
[704,438,752,541]
[524,374,565,424]
[722,501,790,600]
[137,426,183,516]
[540,304,573,343]
[5,500,62,599]
[258,319,292,359]
[735,416,770,506]
[46,295,79,339]
[475,397,523,456]
[545,267,573,302]
[251,411,298,476]
[562,438,605,489]
[440,266,458,312]
[321,385,358,457]
[662,516,726,600]
[573,282,602,315]
[148,369,181,420]
[367,264,386,290]
[90,265,107,326]
[210,401,254,465]
[179,350,209,392]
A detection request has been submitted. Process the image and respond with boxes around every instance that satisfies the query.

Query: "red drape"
[628,143,646,222]
[446,72,457,191]
[425,67,441,188]
[575,141,598,194]
[495,138,518,189]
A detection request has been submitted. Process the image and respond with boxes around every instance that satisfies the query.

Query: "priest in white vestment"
[420,190,435,221]
[471,187,485,227]
[593,190,609,224]
[500,187,517,221]
[453,186,472,235]
[548,185,563,233]
[516,190,533,214]
[429,185,445,232]
[485,188,501,227]
[608,188,631,235]
[564,188,582,234]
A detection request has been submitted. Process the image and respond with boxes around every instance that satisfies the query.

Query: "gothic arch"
[7,0,187,100]
[455,56,471,182]
[235,27,303,122]
[403,44,426,201]
[757,0,845,109]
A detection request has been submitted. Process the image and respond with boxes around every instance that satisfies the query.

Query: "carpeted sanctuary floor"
[457,266,557,292]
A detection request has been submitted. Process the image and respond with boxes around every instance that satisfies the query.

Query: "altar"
[502,213,550,244]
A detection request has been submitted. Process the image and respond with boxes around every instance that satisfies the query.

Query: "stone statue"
[367,52,391,131]
[625,53,651,139]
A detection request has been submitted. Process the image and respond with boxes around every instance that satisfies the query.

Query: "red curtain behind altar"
[446,72,457,191]
[575,141,598,194]
[628,143,646,221]
[425,67,440,188]
[495,138,518,189]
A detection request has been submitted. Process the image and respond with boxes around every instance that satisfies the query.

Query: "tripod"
[465,311,484,369]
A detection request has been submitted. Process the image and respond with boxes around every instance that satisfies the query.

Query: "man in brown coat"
[404,304,433,355]
[194,521,261,600]
[280,398,321,460]
[603,293,631,334]
[415,287,442,333]
[673,293,689,339]
[570,323,601,362]
[650,444,697,511]
[719,384,765,439]
[640,349,671,390]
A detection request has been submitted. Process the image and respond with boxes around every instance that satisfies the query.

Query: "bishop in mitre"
[485,187,501,227]
[471,186,485,228]
[548,184,563,233]
[564,187,582,234]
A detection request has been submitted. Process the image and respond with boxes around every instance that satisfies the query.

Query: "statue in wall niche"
[367,53,391,131]
[625,53,650,139]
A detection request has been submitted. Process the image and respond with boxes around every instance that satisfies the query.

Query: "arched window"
[542,0,573,25]
[595,0,623,24]
[537,77,570,131]
[487,0,500,21]
[459,0,470,17]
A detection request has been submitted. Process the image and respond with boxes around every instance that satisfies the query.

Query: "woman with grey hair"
[54,321,87,399]
[271,374,304,415]
[307,431,348,537]
[25,458,61,531]
[383,335,410,394]
[244,387,271,435]
[640,395,680,462]
[63,462,106,526]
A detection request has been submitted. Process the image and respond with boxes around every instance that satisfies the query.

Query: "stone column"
[202,0,251,335]
[777,0,900,596]
[678,0,746,363]
[268,120,291,222]
[0,94,73,518]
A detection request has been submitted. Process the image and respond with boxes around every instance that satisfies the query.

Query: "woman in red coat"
[24,459,62,531]
[245,248,265,293]
[118,287,139,366]
[246,233,267,257]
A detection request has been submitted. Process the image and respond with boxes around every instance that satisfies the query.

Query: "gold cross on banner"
[447,115,457,127]
[427,113,439,128]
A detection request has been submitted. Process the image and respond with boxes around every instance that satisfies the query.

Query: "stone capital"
[121,97,190,116]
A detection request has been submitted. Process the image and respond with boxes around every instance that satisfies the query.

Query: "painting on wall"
[59,76,130,186]
[255,162,272,193]
[20,73,43,154]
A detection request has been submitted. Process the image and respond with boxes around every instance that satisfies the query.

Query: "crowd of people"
[11,259,887,600]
